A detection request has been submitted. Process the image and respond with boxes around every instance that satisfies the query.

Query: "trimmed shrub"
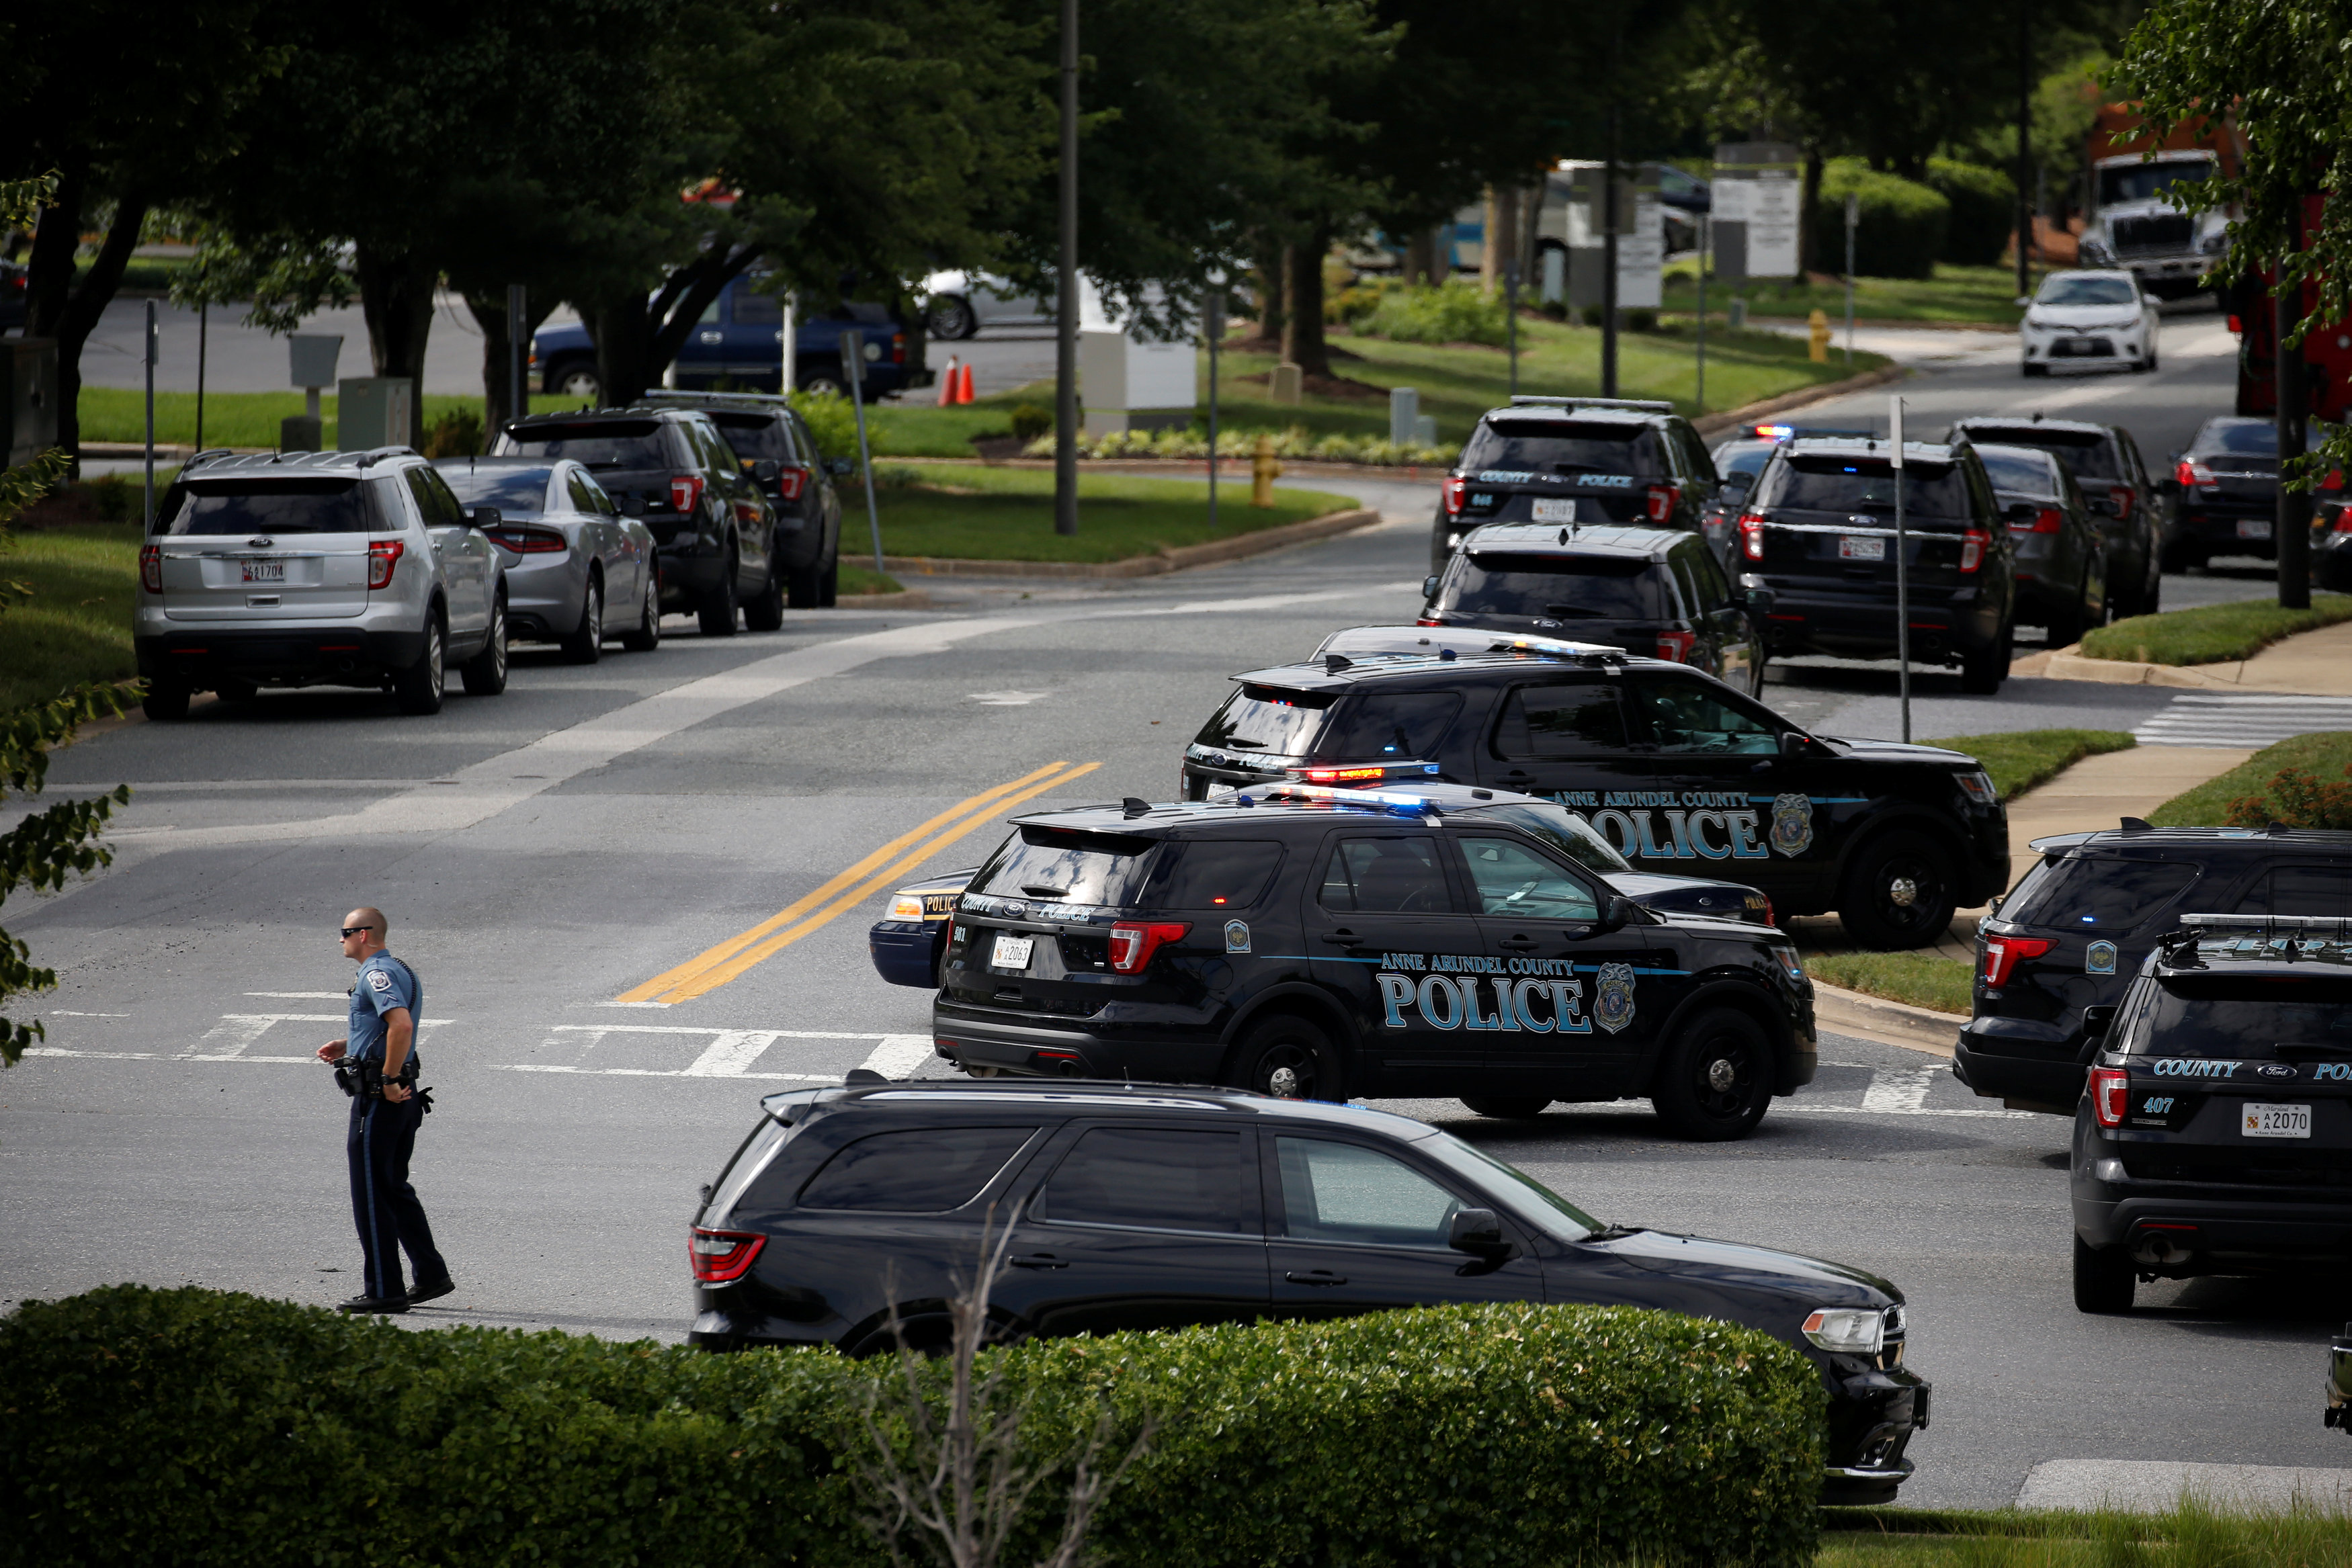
[1925,158,2017,267]
[1009,402,1052,441]
[3,1286,1824,1568]
[1361,278,1510,347]
[2226,764,2352,830]
[421,406,483,458]
[788,387,862,460]
[1814,159,1950,281]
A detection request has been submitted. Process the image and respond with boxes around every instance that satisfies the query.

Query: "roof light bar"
[1238,783,1444,817]
[1507,396,1675,413]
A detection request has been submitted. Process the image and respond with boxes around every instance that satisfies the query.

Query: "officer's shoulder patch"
[369,969,393,992]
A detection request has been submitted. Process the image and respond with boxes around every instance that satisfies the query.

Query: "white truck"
[2074,148,2230,300]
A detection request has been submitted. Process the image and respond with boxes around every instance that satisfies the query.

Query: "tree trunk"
[1255,245,1286,342]
[1480,187,1502,291]
[1798,147,1824,277]
[1402,228,1439,287]
[464,292,555,439]
[1486,185,1523,292]
[25,167,148,482]
[1282,230,1333,380]
[353,243,437,449]
[587,297,656,410]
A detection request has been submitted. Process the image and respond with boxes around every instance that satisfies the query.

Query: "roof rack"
[1236,782,1446,818]
[640,390,795,408]
[1507,396,1675,414]
[2179,914,2352,941]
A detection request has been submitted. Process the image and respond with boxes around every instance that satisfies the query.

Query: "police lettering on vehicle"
[1371,951,1595,1034]
[2147,1058,2243,1078]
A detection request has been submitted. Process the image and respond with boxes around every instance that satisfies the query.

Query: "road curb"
[880,507,1380,580]
[1810,978,1962,1058]
[2042,643,2261,690]
[830,589,934,609]
[1691,364,1910,440]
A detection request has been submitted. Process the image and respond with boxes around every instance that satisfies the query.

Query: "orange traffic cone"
[937,356,958,406]
[955,361,976,405]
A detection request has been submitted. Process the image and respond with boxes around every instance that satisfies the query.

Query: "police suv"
[1181,631,2008,949]
[2072,915,2352,1313]
[931,783,1816,1140]
[1431,396,1723,572]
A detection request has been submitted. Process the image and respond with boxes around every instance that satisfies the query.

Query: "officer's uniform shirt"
[348,951,424,1070]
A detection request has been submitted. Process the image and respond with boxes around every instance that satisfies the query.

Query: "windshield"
[1460,421,1661,478]
[2119,975,2352,1057]
[2194,420,2278,458]
[1417,1129,1600,1239]
[1442,552,1666,620]
[1976,447,2063,496]
[155,477,387,535]
[1195,685,1334,758]
[2002,855,2201,932]
[968,826,1160,907]
[2099,160,2212,207]
[1760,455,1970,519]
[1459,801,1632,872]
[1714,441,1774,480]
[2038,277,2139,307]
[499,421,670,470]
[440,466,554,513]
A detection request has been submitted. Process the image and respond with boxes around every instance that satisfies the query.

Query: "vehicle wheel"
[560,576,603,664]
[745,554,787,630]
[1958,622,2012,695]
[213,677,258,704]
[1461,1096,1551,1119]
[819,552,839,607]
[925,296,976,340]
[2073,1233,2135,1313]
[1650,1008,1774,1141]
[698,558,740,637]
[620,570,662,652]
[2023,361,2050,378]
[788,550,825,609]
[460,595,509,695]
[141,680,192,722]
[2141,564,2162,613]
[1227,1014,1346,1102]
[1837,830,1958,951]
[2045,576,2089,648]
[553,363,601,402]
[393,617,446,715]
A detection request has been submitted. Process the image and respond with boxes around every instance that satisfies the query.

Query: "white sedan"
[2020,269,2162,377]
[919,269,1053,339]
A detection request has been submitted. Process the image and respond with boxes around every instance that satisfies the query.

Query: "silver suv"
[135,447,509,719]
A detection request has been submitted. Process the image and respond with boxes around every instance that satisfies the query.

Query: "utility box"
[338,376,415,451]
[1080,329,1195,435]
[0,337,60,468]
[1388,386,1419,445]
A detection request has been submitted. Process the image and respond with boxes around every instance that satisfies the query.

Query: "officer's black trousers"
[347,1092,448,1301]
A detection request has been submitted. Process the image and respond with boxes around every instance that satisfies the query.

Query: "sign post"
[1205,271,1224,531]
[1891,394,1911,743]
[143,301,157,531]
[507,284,527,430]
[841,327,886,575]
[1844,193,1859,367]
[1695,213,1709,412]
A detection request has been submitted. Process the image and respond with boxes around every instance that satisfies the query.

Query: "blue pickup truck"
[532,274,929,404]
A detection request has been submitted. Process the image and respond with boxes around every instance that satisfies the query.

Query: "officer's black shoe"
[335,1293,409,1314]
[405,1276,455,1305]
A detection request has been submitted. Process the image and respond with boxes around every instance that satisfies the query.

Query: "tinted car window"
[1460,420,1662,476]
[734,288,782,325]
[155,477,386,535]
[1148,840,1282,910]
[2233,865,2352,918]
[1318,692,1462,759]
[797,1125,1036,1211]
[1977,448,2064,496]
[1194,685,1334,758]
[1762,455,1970,517]
[1275,1137,1461,1247]
[567,470,603,513]
[1689,543,1732,603]
[444,466,554,513]
[1456,801,1632,872]
[971,827,1159,906]
[1457,836,1598,920]
[1443,552,1667,619]
[712,412,795,462]
[405,468,468,528]
[2195,420,2278,457]
[1033,1127,1248,1233]
[1628,675,1778,754]
[1714,440,1775,482]
[2003,856,2201,932]
[504,421,673,470]
[2123,975,2352,1057]
[2097,163,2208,206]
[1320,837,1450,914]
[1960,427,2118,482]
[1492,683,1629,758]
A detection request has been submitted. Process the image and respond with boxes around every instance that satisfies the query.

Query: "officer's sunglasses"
[339,924,378,939]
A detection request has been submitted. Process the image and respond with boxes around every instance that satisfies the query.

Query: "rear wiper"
[1542,604,1604,619]
[1020,884,1070,899]
[1222,738,1265,750]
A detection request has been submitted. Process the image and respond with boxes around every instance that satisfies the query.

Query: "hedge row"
[1814,159,1951,281]
[1,1285,1826,1568]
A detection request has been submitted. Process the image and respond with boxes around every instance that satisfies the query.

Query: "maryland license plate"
[2238,519,2273,541]
[1839,535,1886,560]
[241,560,287,583]
[990,932,1035,970]
[2242,1101,2312,1138]
[1531,498,1577,523]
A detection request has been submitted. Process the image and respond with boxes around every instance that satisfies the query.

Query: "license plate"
[1531,498,1577,523]
[1839,535,1886,560]
[2242,1102,2312,1138]
[2238,519,2273,540]
[991,932,1034,969]
[241,560,286,582]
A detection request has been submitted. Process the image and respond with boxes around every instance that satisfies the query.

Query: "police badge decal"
[1769,793,1814,858]
[1593,961,1637,1034]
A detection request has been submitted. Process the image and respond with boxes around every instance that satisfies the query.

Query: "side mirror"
[1595,894,1638,933]
[1447,1208,1507,1254]
[1722,470,1755,493]
[1987,893,2005,915]
[2082,1004,2118,1042]
[2144,292,2162,308]
[1779,731,1818,758]
[827,456,855,476]
[1738,585,1775,615]
[2003,500,2040,525]
[1422,574,1441,601]
[467,505,502,529]
[751,458,781,486]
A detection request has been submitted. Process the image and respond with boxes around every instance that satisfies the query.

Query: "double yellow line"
[618,760,1102,1005]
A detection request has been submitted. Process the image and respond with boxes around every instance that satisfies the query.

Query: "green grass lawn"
[76,388,607,449]
[1661,263,2029,326]
[2150,732,2352,826]
[1926,729,2137,800]
[1804,951,1974,1014]
[1818,1499,2352,1568]
[0,520,142,711]
[864,462,1357,563]
[2080,594,2352,665]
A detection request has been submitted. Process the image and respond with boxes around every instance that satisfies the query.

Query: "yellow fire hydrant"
[1251,433,1283,508]
[1806,308,1831,363]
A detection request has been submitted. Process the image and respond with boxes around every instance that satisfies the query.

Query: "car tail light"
[2176,458,2216,490]
[2334,509,2352,535]
[890,333,906,365]
[688,1227,765,1284]
[1415,615,1443,626]
[1958,527,1988,573]
[1982,935,2052,988]
[1738,512,1767,560]
[1442,475,1466,517]
[775,464,810,502]
[671,473,706,513]
[2324,470,2347,494]
[2109,484,2136,521]
[1645,482,1681,522]
[1655,629,1697,662]
[2227,314,2242,335]
[2089,1066,2130,1129]
[2020,506,2064,533]
[367,539,405,590]
[139,543,161,593]
[486,526,565,554]
[1107,920,1189,973]
[733,498,763,524]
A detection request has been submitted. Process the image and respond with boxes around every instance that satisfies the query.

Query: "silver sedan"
[435,457,662,662]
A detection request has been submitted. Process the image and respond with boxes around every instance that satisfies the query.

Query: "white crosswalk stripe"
[2132,693,2352,748]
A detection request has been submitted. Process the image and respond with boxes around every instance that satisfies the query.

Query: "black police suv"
[1736,437,2018,693]
[497,406,781,636]
[688,1078,1931,1501]
[1973,443,2108,646]
[932,785,1817,1139]
[2161,415,2290,572]
[1947,415,2163,619]
[2071,914,2352,1313]
[644,391,847,607]
[1419,521,1769,695]
[1181,635,2009,949]
[870,781,1779,990]
[1431,397,1722,573]
[1958,824,2352,1114]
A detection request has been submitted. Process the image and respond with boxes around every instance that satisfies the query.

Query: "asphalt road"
[9,297,2338,1511]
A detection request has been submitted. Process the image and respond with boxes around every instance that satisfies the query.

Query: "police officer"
[314,906,452,1313]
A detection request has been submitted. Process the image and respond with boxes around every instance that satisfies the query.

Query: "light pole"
[1891,394,1912,742]
[1052,0,1081,537]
